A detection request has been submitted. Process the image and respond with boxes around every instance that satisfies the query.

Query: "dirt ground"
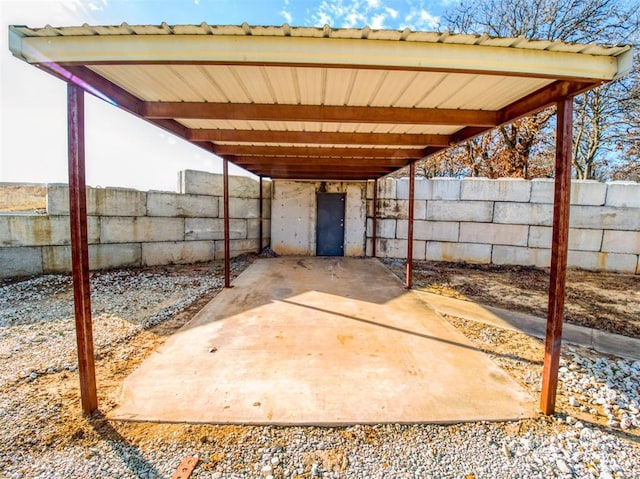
[383,259,640,338]
[2,256,638,472]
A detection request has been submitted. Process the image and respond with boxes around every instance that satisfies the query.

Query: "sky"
[0,0,452,191]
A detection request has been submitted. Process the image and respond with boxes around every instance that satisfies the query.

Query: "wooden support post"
[67,83,98,414]
[372,179,378,257]
[405,162,415,289]
[258,176,263,253]
[223,157,231,288]
[540,98,573,415]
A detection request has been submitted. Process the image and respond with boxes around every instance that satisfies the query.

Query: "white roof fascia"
[9,32,627,82]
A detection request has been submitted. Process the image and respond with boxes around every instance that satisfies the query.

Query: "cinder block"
[568,250,637,273]
[101,217,184,243]
[42,243,141,272]
[0,246,43,278]
[147,192,218,217]
[570,206,640,230]
[426,241,491,264]
[375,238,425,259]
[570,181,607,206]
[0,183,46,212]
[47,184,146,216]
[492,245,551,268]
[185,218,247,240]
[605,181,640,207]
[428,178,461,200]
[529,226,603,251]
[367,218,397,238]
[493,202,552,225]
[222,197,260,219]
[0,216,99,246]
[271,181,316,256]
[179,170,262,198]
[344,184,366,257]
[365,237,373,257]
[142,241,215,266]
[531,179,608,205]
[396,220,459,242]
[246,218,263,240]
[374,199,426,220]
[530,179,554,204]
[214,239,260,259]
[377,177,397,199]
[602,230,640,254]
[460,178,531,202]
[427,200,493,222]
[459,222,528,246]
[396,178,431,200]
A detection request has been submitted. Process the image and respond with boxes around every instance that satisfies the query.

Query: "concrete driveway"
[111,257,534,425]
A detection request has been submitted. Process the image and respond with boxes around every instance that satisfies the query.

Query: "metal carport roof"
[8,23,632,180]
[7,22,633,419]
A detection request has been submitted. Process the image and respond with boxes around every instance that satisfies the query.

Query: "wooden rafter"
[189,129,451,146]
[231,156,410,167]
[213,145,425,158]
[144,102,499,126]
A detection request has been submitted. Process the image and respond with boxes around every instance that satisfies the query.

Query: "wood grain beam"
[540,98,573,415]
[190,129,451,146]
[232,156,409,167]
[145,102,499,126]
[213,145,424,158]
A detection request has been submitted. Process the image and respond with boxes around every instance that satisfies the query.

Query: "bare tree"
[420,0,640,180]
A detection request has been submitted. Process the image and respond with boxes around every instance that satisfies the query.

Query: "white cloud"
[308,0,403,30]
[194,0,200,5]
[402,7,440,31]
[370,13,386,29]
[281,7,293,23]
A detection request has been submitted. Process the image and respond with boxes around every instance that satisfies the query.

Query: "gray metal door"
[316,193,345,256]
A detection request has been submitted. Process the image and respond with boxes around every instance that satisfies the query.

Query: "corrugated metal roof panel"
[8,22,632,180]
[10,23,631,57]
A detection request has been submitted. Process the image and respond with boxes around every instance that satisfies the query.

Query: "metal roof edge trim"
[9,27,628,81]
[8,23,632,57]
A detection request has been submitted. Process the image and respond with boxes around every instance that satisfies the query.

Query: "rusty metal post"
[405,162,415,289]
[67,83,98,414]
[540,98,573,415]
[372,179,378,257]
[258,176,263,253]
[223,157,231,288]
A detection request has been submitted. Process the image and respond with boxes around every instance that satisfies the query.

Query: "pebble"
[1,258,639,479]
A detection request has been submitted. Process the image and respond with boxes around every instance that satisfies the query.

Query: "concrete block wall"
[0,170,270,278]
[271,180,367,257]
[366,178,640,274]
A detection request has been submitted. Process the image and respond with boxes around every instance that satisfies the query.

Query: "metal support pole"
[405,162,415,289]
[67,83,98,414]
[540,98,573,415]
[223,157,231,288]
[258,176,263,253]
[372,179,378,257]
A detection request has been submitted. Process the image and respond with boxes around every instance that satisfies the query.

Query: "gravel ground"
[1,256,639,479]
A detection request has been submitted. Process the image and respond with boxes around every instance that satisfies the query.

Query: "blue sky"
[0,0,451,191]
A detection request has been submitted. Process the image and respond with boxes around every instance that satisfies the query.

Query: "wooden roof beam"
[189,129,451,147]
[214,145,424,158]
[233,157,410,167]
[145,102,499,127]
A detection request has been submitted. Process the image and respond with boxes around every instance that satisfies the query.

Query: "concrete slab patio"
[111,257,535,425]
